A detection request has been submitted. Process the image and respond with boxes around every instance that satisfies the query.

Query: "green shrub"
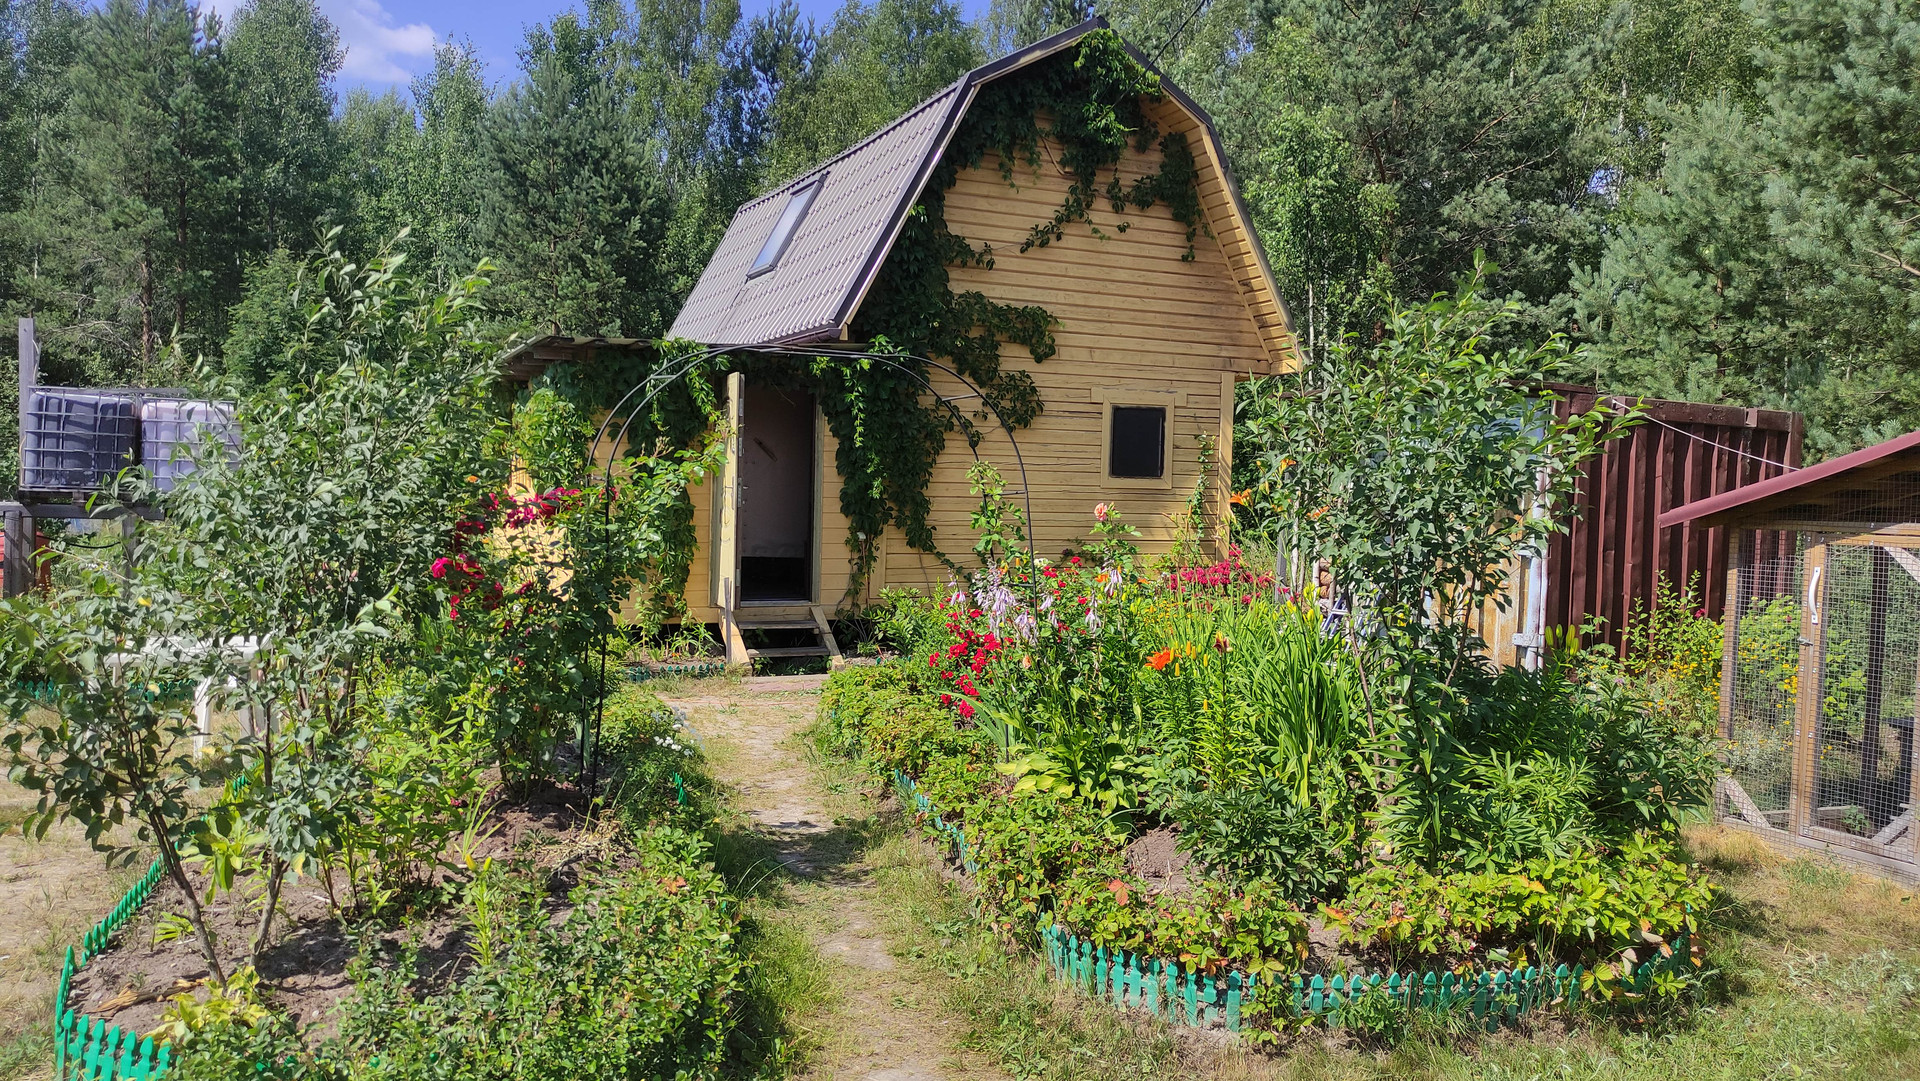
[1325,830,1713,976]
[596,684,696,822]
[1378,658,1721,867]
[1165,776,1354,904]
[338,827,743,1081]
[963,789,1129,934]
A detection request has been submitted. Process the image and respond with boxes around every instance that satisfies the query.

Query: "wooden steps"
[723,604,843,666]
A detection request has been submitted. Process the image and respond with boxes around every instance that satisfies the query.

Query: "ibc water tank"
[19,389,138,493]
[139,398,239,491]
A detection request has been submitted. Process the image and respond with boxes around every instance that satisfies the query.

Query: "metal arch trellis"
[576,341,1039,799]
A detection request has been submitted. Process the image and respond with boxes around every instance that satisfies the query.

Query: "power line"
[1149,0,1213,67]
[1619,405,1801,473]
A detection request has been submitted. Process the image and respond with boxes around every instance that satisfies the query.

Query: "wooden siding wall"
[871,102,1274,595]
[1547,393,1802,656]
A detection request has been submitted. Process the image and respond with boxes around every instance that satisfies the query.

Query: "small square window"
[748,176,824,278]
[1108,405,1166,479]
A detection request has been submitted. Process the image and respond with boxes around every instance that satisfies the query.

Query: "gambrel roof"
[667,18,1299,368]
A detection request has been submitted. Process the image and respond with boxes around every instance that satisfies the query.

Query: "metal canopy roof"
[665,18,1293,354]
[1658,429,1920,531]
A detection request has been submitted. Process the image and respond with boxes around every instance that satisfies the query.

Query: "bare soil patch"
[63,778,609,1041]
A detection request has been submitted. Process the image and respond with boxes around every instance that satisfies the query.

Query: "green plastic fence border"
[625,662,726,684]
[52,777,252,1081]
[54,858,176,1079]
[891,771,1696,1033]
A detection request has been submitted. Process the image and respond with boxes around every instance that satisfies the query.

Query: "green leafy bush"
[1164,777,1354,904]
[338,828,743,1081]
[1325,831,1713,974]
[596,685,697,823]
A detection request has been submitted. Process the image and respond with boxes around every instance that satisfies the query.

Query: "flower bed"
[826,482,1718,1039]
[890,771,1697,1033]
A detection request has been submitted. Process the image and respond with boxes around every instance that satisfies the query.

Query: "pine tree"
[1578,0,1920,456]
[1271,0,1607,333]
[474,14,672,337]
[29,0,240,380]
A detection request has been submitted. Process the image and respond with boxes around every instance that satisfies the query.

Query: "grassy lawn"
[0,776,141,1081]
[859,795,1919,1081]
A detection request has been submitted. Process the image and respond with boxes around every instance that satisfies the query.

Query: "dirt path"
[662,676,1004,1081]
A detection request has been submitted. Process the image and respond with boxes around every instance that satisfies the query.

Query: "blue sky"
[214,0,992,96]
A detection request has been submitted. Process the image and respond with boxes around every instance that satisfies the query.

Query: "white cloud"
[199,0,435,84]
[325,0,437,84]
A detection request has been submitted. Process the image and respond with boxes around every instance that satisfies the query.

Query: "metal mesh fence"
[1723,524,1920,868]
[1812,542,1920,849]
[1724,531,1804,826]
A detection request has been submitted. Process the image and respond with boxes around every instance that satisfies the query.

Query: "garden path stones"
[663,682,1004,1081]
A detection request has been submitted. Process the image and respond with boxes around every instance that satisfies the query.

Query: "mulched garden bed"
[67,779,617,1039]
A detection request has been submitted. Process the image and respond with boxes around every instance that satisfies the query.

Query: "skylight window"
[748,176,824,278]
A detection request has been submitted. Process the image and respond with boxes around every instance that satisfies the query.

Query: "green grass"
[866,829,1178,1081]
[699,768,836,1080]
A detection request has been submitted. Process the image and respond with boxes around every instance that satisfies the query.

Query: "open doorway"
[738,383,815,603]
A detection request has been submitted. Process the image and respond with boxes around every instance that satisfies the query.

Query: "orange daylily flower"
[1228,488,1251,506]
[1146,647,1174,671]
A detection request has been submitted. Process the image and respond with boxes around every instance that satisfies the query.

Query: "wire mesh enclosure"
[1681,432,1920,880]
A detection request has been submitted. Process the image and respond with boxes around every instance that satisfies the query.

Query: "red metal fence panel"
[1547,389,1802,654]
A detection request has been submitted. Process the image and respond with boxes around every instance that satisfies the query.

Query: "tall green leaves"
[156,237,506,639]
[1238,105,1394,366]
[1142,599,1358,805]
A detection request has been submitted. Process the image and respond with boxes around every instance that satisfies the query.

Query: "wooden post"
[1863,546,1890,798]
[1790,540,1829,836]
[1719,528,1741,741]
[1908,628,1920,863]
[17,316,35,400]
[1,507,29,598]
[1214,373,1234,560]
[716,372,747,665]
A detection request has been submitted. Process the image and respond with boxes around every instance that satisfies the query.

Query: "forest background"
[1,0,1915,498]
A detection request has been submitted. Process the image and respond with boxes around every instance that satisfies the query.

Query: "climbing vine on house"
[516,33,1212,612]
[512,341,726,629]
[836,29,1210,592]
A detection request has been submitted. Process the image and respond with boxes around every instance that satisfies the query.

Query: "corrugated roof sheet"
[668,83,966,345]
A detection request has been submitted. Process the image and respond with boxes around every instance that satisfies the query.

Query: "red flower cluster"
[1166,546,1277,603]
[431,486,585,620]
[928,619,1003,720]
[503,487,581,528]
